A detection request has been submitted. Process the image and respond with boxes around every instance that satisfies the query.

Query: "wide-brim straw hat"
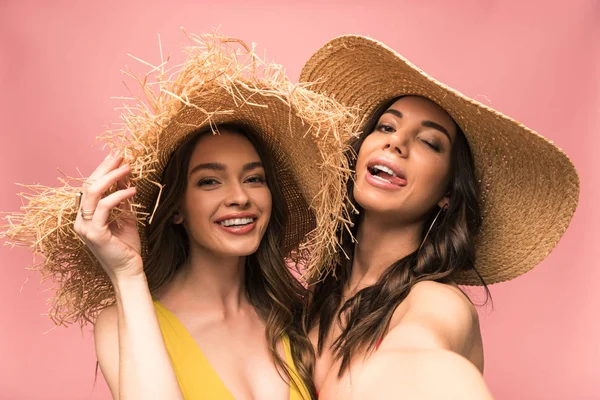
[3,32,358,326]
[299,34,580,285]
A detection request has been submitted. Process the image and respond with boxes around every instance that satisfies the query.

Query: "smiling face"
[174,129,272,258]
[354,96,457,224]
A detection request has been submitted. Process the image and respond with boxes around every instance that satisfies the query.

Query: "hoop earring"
[418,204,448,252]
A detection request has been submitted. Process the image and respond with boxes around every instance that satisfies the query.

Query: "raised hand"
[73,153,143,282]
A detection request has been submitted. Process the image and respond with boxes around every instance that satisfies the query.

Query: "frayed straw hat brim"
[139,87,328,256]
[2,33,358,326]
[300,35,580,285]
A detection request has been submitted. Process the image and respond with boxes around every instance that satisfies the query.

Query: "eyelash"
[420,138,440,152]
[197,175,266,186]
[197,178,219,186]
[376,123,395,133]
[245,175,266,184]
[377,123,441,152]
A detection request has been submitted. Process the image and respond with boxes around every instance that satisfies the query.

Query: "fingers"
[80,152,125,205]
[79,164,131,219]
[87,153,125,185]
[74,153,134,238]
[115,178,139,222]
[93,187,137,226]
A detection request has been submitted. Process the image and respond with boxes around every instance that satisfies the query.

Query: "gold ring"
[75,192,83,210]
[80,209,95,220]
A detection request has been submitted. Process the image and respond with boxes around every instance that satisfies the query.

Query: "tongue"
[375,171,405,186]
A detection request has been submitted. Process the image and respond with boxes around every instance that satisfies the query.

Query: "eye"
[419,138,441,152]
[245,175,266,185]
[197,178,220,187]
[376,123,395,133]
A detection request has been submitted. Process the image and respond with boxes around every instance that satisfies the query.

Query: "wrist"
[111,270,149,295]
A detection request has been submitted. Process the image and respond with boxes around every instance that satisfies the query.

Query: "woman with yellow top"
[4,33,356,399]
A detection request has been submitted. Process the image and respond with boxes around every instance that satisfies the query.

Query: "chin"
[354,181,383,209]
[222,249,259,258]
[219,239,262,257]
[356,196,389,214]
[354,184,403,216]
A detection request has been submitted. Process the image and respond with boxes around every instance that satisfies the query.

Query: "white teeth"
[372,174,392,183]
[373,164,397,177]
[218,217,254,227]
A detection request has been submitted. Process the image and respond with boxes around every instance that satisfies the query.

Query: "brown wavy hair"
[144,123,316,398]
[308,97,490,376]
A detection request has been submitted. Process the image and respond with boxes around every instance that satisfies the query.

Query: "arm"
[76,153,183,400]
[347,282,489,399]
[95,275,183,400]
[383,281,481,363]
[350,349,494,400]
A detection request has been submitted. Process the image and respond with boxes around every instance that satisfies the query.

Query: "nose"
[382,130,408,156]
[224,182,251,208]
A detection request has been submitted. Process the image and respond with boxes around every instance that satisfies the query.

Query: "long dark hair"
[144,123,316,398]
[308,97,489,376]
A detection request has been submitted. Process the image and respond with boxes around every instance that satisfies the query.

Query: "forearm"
[113,274,183,400]
[350,349,493,400]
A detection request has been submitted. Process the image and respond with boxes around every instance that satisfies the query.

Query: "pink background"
[1,1,598,399]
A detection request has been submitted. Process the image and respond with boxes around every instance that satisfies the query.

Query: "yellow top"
[154,301,311,400]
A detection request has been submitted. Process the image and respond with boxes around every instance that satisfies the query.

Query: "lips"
[217,217,255,227]
[214,213,258,234]
[366,158,407,187]
[215,213,257,224]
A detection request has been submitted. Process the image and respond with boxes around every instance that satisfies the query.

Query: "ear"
[172,211,184,224]
[437,192,450,209]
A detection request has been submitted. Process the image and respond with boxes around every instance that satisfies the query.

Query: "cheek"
[413,154,452,197]
[354,142,375,183]
[356,136,376,165]
[182,189,217,223]
[255,188,272,217]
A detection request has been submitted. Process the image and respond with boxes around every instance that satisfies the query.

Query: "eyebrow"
[383,109,403,120]
[188,161,264,176]
[382,109,452,143]
[241,161,264,173]
[422,121,452,143]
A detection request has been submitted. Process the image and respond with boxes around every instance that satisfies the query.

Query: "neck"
[163,245,248,314]
[347,211,423,296]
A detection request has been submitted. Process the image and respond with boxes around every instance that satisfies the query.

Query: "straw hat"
[299,34,580,285]
[3,33,358,326]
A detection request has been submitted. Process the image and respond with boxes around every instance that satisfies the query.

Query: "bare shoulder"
[405,280,478,322]
[93,305,120,397]
[95,304,119,333]
[384,281,481,361]
[351,349,493,400]
[396,281,478,332]
[94,304,119,348]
